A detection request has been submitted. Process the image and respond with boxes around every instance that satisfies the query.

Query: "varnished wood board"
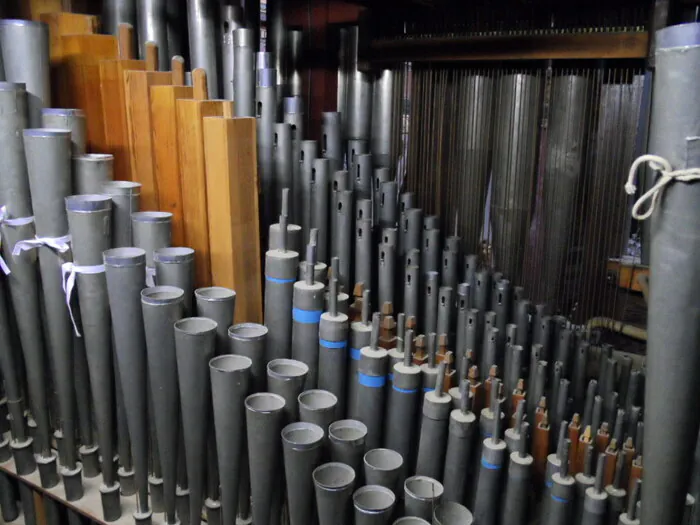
[123,69,172,210]
[150,85,194,246]
[176,99,234,288]
[203,117,262,323]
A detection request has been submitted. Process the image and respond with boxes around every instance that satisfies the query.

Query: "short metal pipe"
[187,0,219,98]
[282,422,325,525]
[353,485,396,525]
[42,108,85,156]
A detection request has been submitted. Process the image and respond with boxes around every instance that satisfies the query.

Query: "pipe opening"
[282,422,324,446]
[103,247,146,266]
[141,286,184,303]
[299,390,337,410]
[132,211,172,223]
[228,323,268,340]
[154,246,195,263]
[404,476,444,500]
[354,485,395,511]
[195,287,236,302]
[313,462,355,489]
[268,359,309,378]
[329,420,366,442]
[175,317,217,335]
[66,194,112,212]
[364,449,403,471]
[245,392,285,413]
[433,502,473,525]
[209,354,252,373]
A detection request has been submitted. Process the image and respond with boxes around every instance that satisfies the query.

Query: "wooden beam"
[363,31,649,64]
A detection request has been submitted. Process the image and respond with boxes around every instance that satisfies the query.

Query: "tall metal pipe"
[491,73,541,283]
[174,317,216,525]
[355,215,373,291]
[229,323,268,395]
[195,287,236,354]
[102,181,140,248]
[267,0,286,114]
[299,140,319,247]
[0,82,53,471]
[141,285,185,524]
[267,358,308,423]
[221,5,244,101]
[104,247,151,518]
[282,422,324,525]
[22,129,80,485]
[372,69,394,169]
[73,154,113,195]
[404,476,444,521]
[353,485,396,525]
[639,21,700,525]
[102,0,137,43]
[346,26,372,141]
[233,28,255,117]
[288,29,303,98]
[442,383,476,503]
[153,247,195,315]
[299,389,338,439]
[323,112,343,172]
[358,313,388,449]
[187,0,219,98]
[416,363,451,481]
[273,124,293,219]
[258,67,277,234]
[136,0,168,69]
[245,392,286,525]
[314,462,356,525]
[0,20,50,127]
[66,194,121,520]
[328,419,367,475]
[41,108,86,156]
[284,96,304,225]
[311,158,330,263]
[210,354,251,525]
[132,211,172,286]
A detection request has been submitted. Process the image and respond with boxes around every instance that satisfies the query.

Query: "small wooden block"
[176,97,234,288]
[203,117,262,324]
[150,84,194,246]
[123,69,172,209]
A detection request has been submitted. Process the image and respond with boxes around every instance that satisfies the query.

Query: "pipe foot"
[36,450,59,488]
[134,509,153,525]
[149,475,164,512]
[79,445,100,478]
[176,486,190,525]
[0,435,11,463]
[26,416,39,455]
[61,463,84,501]
[118,466,136,496]
[100,482,122,522]
[205,498,221,525]
[11,437,35,476]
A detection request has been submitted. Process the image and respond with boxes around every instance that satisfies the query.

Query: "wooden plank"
[99,24,145,182]
[606,258,649,293]
[59,34,119,152]
[19,0,64,21]
[150,82,194,246]
[203,116,262,323]
[176,69,234,288]
[363,31,649,64]
[123,43,172,210]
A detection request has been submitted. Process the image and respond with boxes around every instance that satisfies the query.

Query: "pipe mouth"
[153,247,195,264]
[433,502,473,525]
[141,285,185,305]
[281,422,324,448]
[228,323,268,341]
[102,180,141,195]
[174,317,218,335]
[209,354,252,373]
[298,390,337,411]
[404,476,444,501]
[328,419,367,443]
[284,96,303,115]
[393,519,430,525]
[267,359,309,379]
[234,28,254,47]
[42,108,85,118]
[65,194,112,212]
[195,286,236,302]
[103,247,146,267]
[74,153,113,162]
[656,22,700,50]
[131,211,172,223]
[0,82,26,91]
[313,462,356,490]
[23,128,71,138]
[364,449,403,472]
[245,392,286,414]
[353,485,396,513]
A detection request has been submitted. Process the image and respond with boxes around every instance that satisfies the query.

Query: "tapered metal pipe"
[371,69,394,168]
[73,154,114,196]
[353,485,396,525]
[348,290,372,418]
[131,211,172,268]
[433,502,474,525]
[175,317,216,525]
[66,195,121,519]
[137,0,168,68]
[102,181,140,248]
[142,286,185,524]
[473,415,507,525]
[0,20,50,127]
[221,5,244,100]
[282,422,324,525]
[393,518,429,525]
[195,287,236,355]
[233,28,255,117]
[102,0,137,41]
[42,108,86,156]
[0,82,52,467]
[288,28,303,98]
[323,112,343,172]
[187,0,218,98]
[364,448,403,494]
[154,247,195,315]
[358,314,388,449]
[346,26,372,141]
[423,271,439,335]
[245,392,286,525]
[314,462,356,525]
[501,422,532,525]
[416,363,452,481]
[299,389,338,440]
[329,419,367,476]
[229,323,268,394]
[443,386,476,504]
[267,359,308,423]
[210,355,251,525]
[23,129,79,479]
[404,476,444,521]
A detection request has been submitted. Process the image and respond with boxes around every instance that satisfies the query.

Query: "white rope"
[0,206,35,275]
[61,262,106,337]
[145,266,156,288]
[625,154,700,220]
[12,234,71,257]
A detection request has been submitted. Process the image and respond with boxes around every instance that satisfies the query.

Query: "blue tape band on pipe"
[393,384,418,394]
[320,339,347,349]
[292,308,322,324]
[266,275,295,284]
[551,494,568,503]
[359,373,386,388]
[350,348,361,360]
[480,458,501,470]
[423,387,433,393]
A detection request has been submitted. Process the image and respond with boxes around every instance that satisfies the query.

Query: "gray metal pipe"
[102,181,140,249]
[501,423,532,525]
[442,386,476,504]
[0,20,50,127]
[0,472,18,522]
[401,208,422,258]
[348,138,369,177]
[299,140,319,247]
[364,448,403,494]
[353,153,373,201]
[404,264,420,323]
[22,129,79,477]
[328,419,367,477]
[102,0,136,41]
[394,518,429,525]
[374,169,390,227]
[104,247,151,517]
[416,364,452,481]
[210,354,251,525]
[333,189,353,292]
[311,158,330,263]
[299,389,338,439]
[233,28,255,117]
[42,108,86,156]
[353,485,396,525]
[245,392,286,525]
[348,290,371,419]
[323,112,343,172]
[423,271,439,335]
[371,69,394,168]
[267,358,308,423]
[229,323,268,394]
[221,4,244,101]
[346,26,372,141]
[378,243,396,308]
[358,314,389,449]
[473,412,506,525]
[273,123,293,219]
[74,154,114,196]
[195,287,236,355]
[136,0,168,68]
[154,247,195,315]
[355,215,373,291]
[284,96,304,225]
[187,0,219,98]
[422,229,440,277]
[314,462,356,525]
[640,22,700,525]
[142,285,185,524]
[404,476,444,522]
[267,0,285,114]
[288,28,303,98]
[66,195,121,519]
[433,502,474,525]
[131,211,172,269]
[282,421,324,525]
[258,67,277,234]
